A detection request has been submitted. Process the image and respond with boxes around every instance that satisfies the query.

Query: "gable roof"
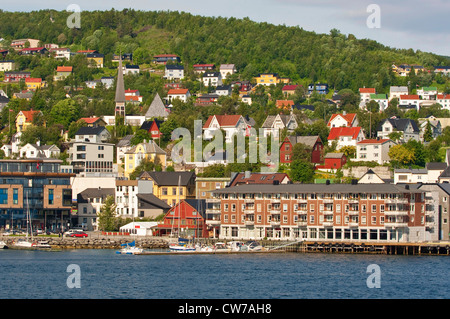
[125,140,166,155]
[229,172,291,187]
[75,126,108,136]
[327,113,357,127]
[145,93,170,119]
[203,115,243,129]
[286,135,322,148]
[17,109,42,122]
[56,66,73,72]
[379,118,419,133]
[136,193,171,210]
[328,127,362,140]
[357,139,391,145]
[167,88,189,95]
[140,171,196,186]
[262,114,297,129]
[282,85,301,91]
[359,88,376,94]
[400,94,420,100]
[140,119,164,132]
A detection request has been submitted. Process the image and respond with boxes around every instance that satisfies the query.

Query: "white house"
[119,222,159,236]
[399,95,421,110]
[19,143,60,159]
[327,113,358,128]
[370,94,389,111]
[436,94,450,110]
[202,71,223,87]
[355,139,395,165]
[164,65,184,80]
[358,88,376,108]
[166,88,191,103]
[74,126,111,143]
[214,85,232,96]
[261,114,298,137]
[389,86,409,101]
[327,126,365,150]
[417,87,438,100]
[220,64,236,80]
[203,114,249,143]
[115,179,154,218]
[394,163,446,184]
[377,118,420,142]
[0,60,16,72]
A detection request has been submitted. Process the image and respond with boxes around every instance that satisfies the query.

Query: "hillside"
[0,9,448,93]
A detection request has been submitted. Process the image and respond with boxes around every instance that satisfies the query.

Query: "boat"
[116,241,144,255]
[244,241,263,251]
[169,238,196,252]
[0,241,8,249]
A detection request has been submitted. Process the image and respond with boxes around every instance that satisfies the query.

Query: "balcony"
[206,219,221,225]
[244,220,255,226]
[322,221,334,227]
[205,208,220,215]
[270,220,281,226]
[297,198,308,204]
[348,199,359,204]
[384,210,408,217]
[348,222,359,228]
[322,210,334,216]
[348,210,359,216]
[206,198,221,203]
[385,198,408,204]
[297,221,308,227]
[244,198,255,203]
[271,198,281,204]
[244,209,255,214]
[384,222,408,228]
[296,210,308,215]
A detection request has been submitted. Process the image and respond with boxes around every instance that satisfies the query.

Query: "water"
[0,249,449,299]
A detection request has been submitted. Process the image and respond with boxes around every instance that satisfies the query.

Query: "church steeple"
[115,55,126,121]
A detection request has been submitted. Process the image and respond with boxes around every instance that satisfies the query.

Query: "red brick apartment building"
[208,183,436,243]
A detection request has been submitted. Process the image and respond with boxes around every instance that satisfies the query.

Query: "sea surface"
[0,249,449,299]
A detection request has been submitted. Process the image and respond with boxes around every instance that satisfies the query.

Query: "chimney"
[244,171,251,179]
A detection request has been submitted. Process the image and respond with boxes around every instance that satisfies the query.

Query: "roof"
[328,127,362,140]
[116,135,134,148]
[140,171,196,186]
[167,88,189,95]
[56,66,73,72]
[370,94,388,99]
[125,140,166,155]
[145,93,170,118]
[400,94,420,100]
[262,114,296,128]
[327,113,357,127]
[165,64,184,70]
[77,188,115,203]
[115,57,126,103]
[426,162,447,170]
[140,119,163,132]
[359,88,376,93]
[229,172,291,187]
[357,139,391,145]
[276,100,294,108]
[390,86,408,92]
[286,135,322,148]
[212,183,423,195]
[203,115,243,129]
[325,152,345,159]
[282,85,301,91]
[136,193,171,210]
[25,78,42,83]
[18,110,42,122]
[75,126,107,136]
[81,117,102,124]
[379,118,419,133]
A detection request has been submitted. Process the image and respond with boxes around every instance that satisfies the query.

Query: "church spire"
[115,54,126,122]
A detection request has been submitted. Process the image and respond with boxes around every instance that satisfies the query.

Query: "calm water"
[0,249,449,299]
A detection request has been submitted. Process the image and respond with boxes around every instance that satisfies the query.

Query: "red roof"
[81,117,101,124]
[359,88,376,93]
[125,89,139,93]
[203,115,243,128]
[77,50,97,53]
[125,96,142,101]
[229,173,291,187]
[327,113,357,127]
[400,94,420,100]
[20,47,45,52]
[282,85,301,91]
[276,100,294,108]
[357,139,390,144]
[328,127,362,140]
[168,89,189,95]
[25,78,42,83]
[19,110,41,122]
[56,66,73,72]
[437,94,450,100]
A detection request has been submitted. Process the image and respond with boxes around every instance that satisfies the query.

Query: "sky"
[3,0,450,57]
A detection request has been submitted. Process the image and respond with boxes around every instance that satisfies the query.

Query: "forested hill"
[0,9,449,92]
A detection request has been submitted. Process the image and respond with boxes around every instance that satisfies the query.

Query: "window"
[13,188,18,205]
[0,189,7,204]
[162,188,168,196]
[48,189,54,205]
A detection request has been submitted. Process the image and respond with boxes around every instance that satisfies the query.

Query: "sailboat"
[11,193,51,250]
[116,240,143,255]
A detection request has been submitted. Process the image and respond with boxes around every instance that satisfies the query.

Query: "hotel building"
[210,183,436,243]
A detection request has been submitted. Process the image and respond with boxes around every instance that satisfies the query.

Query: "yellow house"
[16,109,44,133]
[25,78,44,91]
[255,73,280,86]
[124,141,167,178]
[87,53,104,68]
[138,171,196,206]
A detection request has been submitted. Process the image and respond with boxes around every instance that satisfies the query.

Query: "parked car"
[69,231,88,238]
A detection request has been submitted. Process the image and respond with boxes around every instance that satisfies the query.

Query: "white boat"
[169,238,196,252]
[116,241,144,255]
[0,241,8,249]
[244,241,263,251]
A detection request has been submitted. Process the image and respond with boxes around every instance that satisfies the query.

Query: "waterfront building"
[76,187,115,231]
[0,159,74,232]
[115,179,155,218]
[210,183,436,243]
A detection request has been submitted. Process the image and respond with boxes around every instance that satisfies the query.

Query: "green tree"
[98,195,118,231]
[289,159,315,183]
[423,121,433,143]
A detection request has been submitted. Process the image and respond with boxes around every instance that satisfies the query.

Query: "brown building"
[210,183,435,243]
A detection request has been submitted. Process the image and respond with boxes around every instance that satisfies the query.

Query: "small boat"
[244,241,263,251]
[0,241,8,249]
[169,237,196,252]
[116,241,144,255]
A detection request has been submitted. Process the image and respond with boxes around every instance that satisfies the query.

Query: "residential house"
[220,64,237,80]
[417,87,438,100]
[49,47,72,60]
[25,78,44,91]
[54,66,73,81]
[377,118,420,142]
[229,172,291,187]
[80,117,107,127]
[193,64,215,73]
[112,53,132,63]
[203,114,249,143]
[195,94,220,106]
[123,64,140,75]
[19,47,48,56]
[4,71,31,83]
[321,152,347,170]
[231,81,252,94]
[241,95,252,105]
[115,179,154,218]
[280,135,324,164]
[139,119,164,140]
[214,85,232,96]
[389,86,409,101]
[255,73,280,86]
[86,53,104,68]
[308,83,329,95]
[156,199,208,238]
[74,126,111,143]
[327,126,365,150]
[399,95,421,110]
[355,139,395,165]
[370,94,389,111]
[164,64,184,80]
[261,114,298,137]
[0,95,9,112]
[436,94,450,110]
[357,169,386,184]
[11,38,40,50]
[282,84,301,96]
[434,66,450,76]
[167,88,191,103]
[275,100,295,110]
[210,183,435,242]
[123,141,167,178]
[136,194,171,220]
[196,177,230,200]
[116,135,134,175]
[395,162,447,184]
[16,109,43,133]
[202,71,223,87]
[418,118,442,140]
[153,54,180,64]
[359,88,376,108]
[145,93,170,120]
[327,113,358,128]
[0,60,16,72]
[12,91,34,101]
[138,171,196,206]
[19,143,60,159]
[76,187,115,231]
